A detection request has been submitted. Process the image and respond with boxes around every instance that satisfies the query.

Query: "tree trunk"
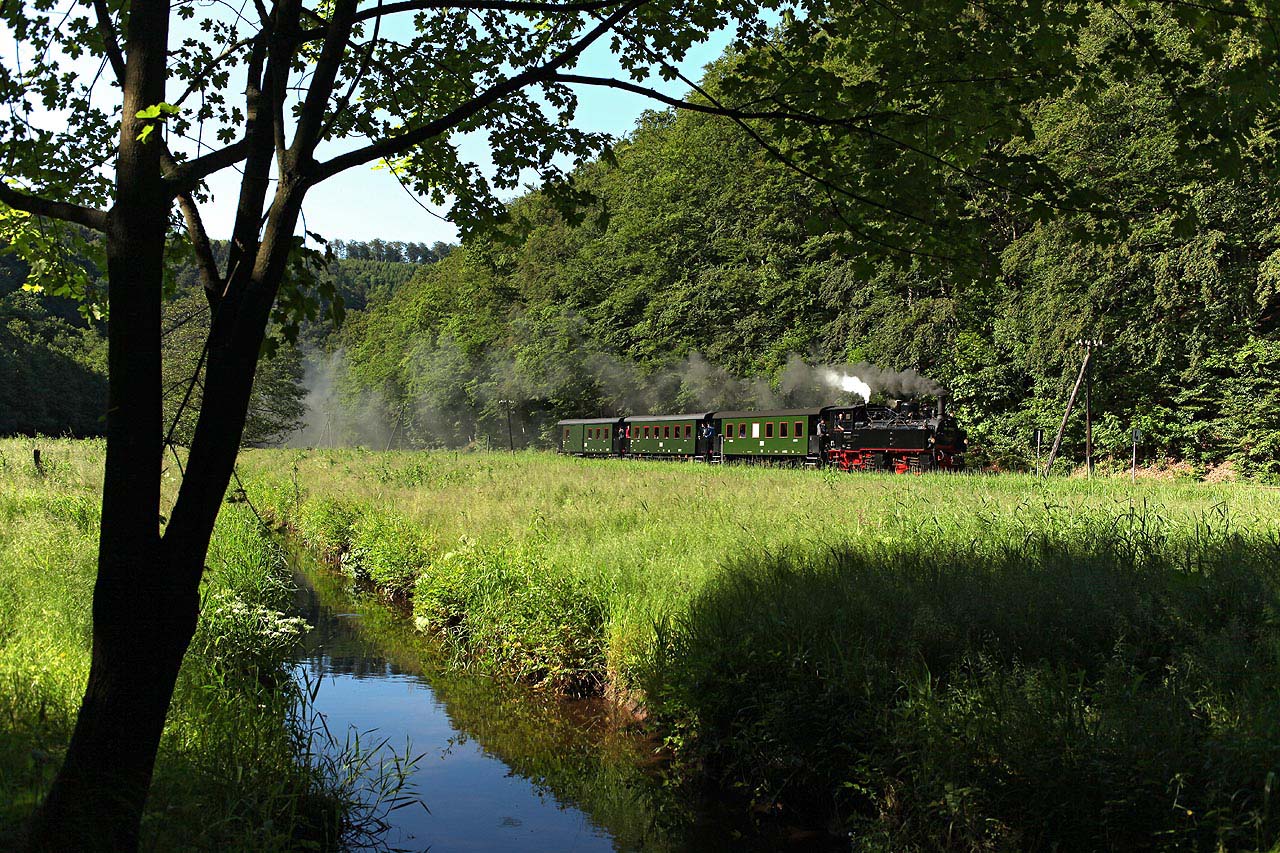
[23,1,187,849]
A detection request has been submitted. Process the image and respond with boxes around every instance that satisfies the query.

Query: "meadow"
[242,448,1280,851]
[0,439,391,851]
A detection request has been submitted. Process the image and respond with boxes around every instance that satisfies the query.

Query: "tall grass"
[242,448,1280,848]
[0,438,412,851]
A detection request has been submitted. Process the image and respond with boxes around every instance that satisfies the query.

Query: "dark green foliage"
[335,9,1280,477]
[160,285,307,448]
[646,509,1280,850]
[0,290,106,436]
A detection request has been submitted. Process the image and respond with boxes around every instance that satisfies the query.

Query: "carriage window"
[765,422,774,438]
[685,424,692,438]
[644,426,650,438]
[605,427,610,439]
[663,426,670,438]
[780,422,788,437]
[739,422,747,438]
[564,428,570,440]
[723,422,732,437]
[795,421,804,436]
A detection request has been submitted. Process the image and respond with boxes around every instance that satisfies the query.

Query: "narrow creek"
[290,556,835,852]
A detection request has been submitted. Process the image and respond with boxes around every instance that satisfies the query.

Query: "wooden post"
[1085,352,1094,478]
[1043,348,1092,476]
[499,399,514,452]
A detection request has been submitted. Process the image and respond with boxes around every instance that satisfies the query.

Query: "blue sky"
[198,29,739,245]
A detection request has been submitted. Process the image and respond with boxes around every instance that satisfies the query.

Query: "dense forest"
[321,10,1280,477]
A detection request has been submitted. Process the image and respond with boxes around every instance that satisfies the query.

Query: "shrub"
[293,498,359,562]
[342,511,431,595]
[414,540,607,695]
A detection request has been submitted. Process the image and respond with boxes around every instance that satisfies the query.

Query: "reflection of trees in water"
[291,564,833,852]
[292,576,406,679]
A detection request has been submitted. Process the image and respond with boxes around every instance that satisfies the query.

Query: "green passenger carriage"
[624,413,714,458]
[717,408,819,460]
[557,417,626,456]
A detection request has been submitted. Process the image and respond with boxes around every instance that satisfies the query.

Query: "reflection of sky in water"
[292,572,838,853]
[294,606,617,853]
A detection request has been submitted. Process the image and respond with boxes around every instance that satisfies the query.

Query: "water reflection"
[292,561,839,852]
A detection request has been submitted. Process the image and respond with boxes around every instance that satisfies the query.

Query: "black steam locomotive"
[557,399,966,472]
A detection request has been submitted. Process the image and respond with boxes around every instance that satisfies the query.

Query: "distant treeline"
[0,244,432,439]
[329,239,453,265]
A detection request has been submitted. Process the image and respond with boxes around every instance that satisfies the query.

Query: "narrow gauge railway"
[557,401,966,472]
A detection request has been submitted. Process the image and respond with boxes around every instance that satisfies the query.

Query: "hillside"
[333,16,1280,477]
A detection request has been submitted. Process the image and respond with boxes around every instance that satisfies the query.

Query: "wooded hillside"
[334,12,1280,476]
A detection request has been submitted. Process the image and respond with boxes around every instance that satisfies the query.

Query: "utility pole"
[1131,427,1141,483]
[499,399,515,452]
[1081,338,1101,478]
[1044,338,1102,476]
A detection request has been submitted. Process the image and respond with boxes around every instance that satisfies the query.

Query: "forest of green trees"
[5,6,1278,477]
[316,10,1280,477]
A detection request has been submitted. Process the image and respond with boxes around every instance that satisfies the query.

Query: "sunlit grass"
[0,438,396,851]
[240,447,1280,849]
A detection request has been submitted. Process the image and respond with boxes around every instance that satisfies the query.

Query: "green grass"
[242,448,1280,850]
[0,439,374,851]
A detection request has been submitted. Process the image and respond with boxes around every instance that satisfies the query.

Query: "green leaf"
[135,102,181,120]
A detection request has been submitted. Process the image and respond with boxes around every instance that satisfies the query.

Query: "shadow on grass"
[646,510,1280,851]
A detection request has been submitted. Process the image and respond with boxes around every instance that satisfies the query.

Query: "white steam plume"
[823,370,871,403]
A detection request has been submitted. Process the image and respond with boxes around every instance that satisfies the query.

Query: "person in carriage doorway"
[816,415,829,455]
[700,420,716,459]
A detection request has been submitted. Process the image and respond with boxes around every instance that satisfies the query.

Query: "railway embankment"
[242,448,1280,850]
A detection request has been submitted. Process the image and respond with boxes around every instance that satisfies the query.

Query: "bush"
[414,540,607,695]
[341,511,431,594]
[293,498,359,562]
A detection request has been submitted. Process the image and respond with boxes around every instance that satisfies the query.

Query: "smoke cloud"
[286,338,946,450]
[286,350,402,449]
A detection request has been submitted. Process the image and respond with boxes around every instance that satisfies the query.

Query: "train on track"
[557,401,966,472]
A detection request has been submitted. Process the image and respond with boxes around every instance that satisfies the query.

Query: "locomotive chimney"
[937,396,948,416]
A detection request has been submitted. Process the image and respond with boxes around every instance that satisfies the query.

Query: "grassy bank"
[0,439,365,850]
[243,448,1280,850]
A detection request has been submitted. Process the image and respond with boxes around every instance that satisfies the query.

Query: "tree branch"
[549,73,901,126]
[289,0,359,162]
[0,181,110,231]
[312,0,645,181]
[176,192,224,307]
[92,0,128,82]
[162,138,251,195]
[298,0,624,38]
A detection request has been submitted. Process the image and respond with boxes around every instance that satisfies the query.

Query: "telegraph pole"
[499,399,515,452]
[1081,338,1101,478]
[1044,338,1102,476]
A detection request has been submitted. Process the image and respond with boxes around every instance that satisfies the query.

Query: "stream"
[290,558,837,852]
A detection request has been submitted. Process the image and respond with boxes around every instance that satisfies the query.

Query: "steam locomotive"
[557,400,966,472]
